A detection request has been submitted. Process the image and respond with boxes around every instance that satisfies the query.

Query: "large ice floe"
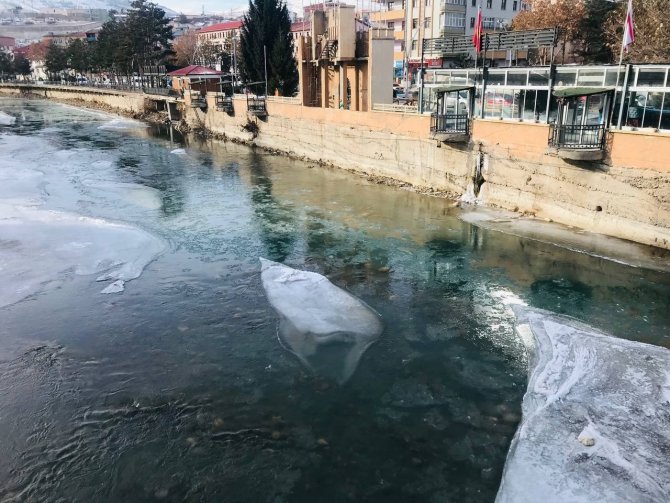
[259,258,383,383]
[0,205,165,308]
[498,306,670,503]
[0,111,16,126]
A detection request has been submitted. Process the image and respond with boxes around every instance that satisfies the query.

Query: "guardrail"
[266,95,300,104]
[549,124,607,150]
[373,103,418,113]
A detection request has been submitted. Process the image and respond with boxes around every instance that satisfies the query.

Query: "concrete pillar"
[320,63,329,109]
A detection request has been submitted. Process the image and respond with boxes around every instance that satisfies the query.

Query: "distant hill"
[0,1,177,16]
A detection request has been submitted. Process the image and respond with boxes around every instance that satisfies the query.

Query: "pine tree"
[239,0,298,96]
[45,44,67,80]
[579,0,617,63]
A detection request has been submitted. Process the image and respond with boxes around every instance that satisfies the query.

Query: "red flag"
[472,7,483,53]
[622,0,635,52]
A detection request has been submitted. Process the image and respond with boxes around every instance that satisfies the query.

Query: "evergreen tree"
[240,0,298,96]
[579,0,617,63]
[13,55,32,77]
[125,0,173,73]
[45,44,67,80]
[0,52,12,79]
[66,39,92,75]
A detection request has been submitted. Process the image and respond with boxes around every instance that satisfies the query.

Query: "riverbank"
[2,83,670,254]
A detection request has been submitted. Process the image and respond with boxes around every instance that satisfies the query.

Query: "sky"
[158,0,310,16]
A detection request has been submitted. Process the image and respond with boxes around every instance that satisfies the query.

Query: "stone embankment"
[2,84,670,252]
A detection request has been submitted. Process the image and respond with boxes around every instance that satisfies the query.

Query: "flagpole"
[612,25,626,129]
[615,0,635,129]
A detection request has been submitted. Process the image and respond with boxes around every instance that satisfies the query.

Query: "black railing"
[216,94,234,112]
[549,124,606,150]
[247,96,267,116]
[189,92,207,108]
[430,113,469,134]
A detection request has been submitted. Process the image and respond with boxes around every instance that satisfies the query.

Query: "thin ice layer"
[497,307,670,503]
[0,205,165,308]
[259,258,383,383]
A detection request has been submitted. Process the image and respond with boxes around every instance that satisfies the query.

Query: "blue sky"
[159,0,306,15]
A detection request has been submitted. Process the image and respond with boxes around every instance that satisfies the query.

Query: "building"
[296,5,394,111]
[196,20,243,52]
[0,36,15,55]
[369,2,405,79]
[464,0,527,36]
[168,65,227,95]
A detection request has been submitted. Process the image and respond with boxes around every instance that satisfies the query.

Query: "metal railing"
[190,92,207,108]
[430,113,470,134]
[247,96,267,115]
[215,94,234,112]
[549,124,607,150]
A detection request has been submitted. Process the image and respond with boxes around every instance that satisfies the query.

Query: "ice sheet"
[0,205,165,307]
[0,111,16,126]
[497,307,670,503]
[259,258,383,383]
[97,118,148,130]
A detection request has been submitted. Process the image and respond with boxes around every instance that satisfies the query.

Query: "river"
[0,97,669,502]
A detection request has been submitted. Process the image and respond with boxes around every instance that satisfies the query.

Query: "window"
[470,17,475,28]
[401,20,406,30]
[483,16,495,29]
[424,17,431,29]
[412,18,418,29]
[388,21,395,30]
[444,12,465,27]
[501,0,507,9]
[513,0,517,10]
[411,40,417,51]
[425,0,430,6]
[472,0,476,6]
[387,1,395,9]
[486,0,492,7]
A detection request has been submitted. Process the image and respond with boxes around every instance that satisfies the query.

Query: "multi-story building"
[196,20,243,52]
[0,36,15,56]
[372,0,527,84]
[464,0,527,36]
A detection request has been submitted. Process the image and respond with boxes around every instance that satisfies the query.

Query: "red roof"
[291,21,311,33]
[0,36,15,47]
[168,65,225,76]
[198,20,243,34]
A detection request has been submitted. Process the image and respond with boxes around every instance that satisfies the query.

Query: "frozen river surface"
[1,98,669,502]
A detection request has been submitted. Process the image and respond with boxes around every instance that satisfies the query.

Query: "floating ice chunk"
[259,258,383,384]
[80,179,162,210]
[0,205,165,308]
[0,111,16,126]
[497,306,670,503]
[101,280,125,294]
[97,118,148,130]
[170,148,186,155]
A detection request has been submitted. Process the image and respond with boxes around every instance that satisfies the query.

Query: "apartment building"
[196,20,243,52]
[464,0,527,36]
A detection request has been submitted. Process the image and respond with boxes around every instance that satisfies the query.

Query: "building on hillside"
[196,20,243,52]
[296,5,394,111]
[0,36,15,55]
[42,32,86,47]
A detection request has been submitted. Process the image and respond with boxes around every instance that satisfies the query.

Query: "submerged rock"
[497,307,670,503]
[259,258,382,384]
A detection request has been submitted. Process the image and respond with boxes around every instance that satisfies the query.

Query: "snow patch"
[101,280,125,294]
[170,148,186,155]
[98,118,148,130]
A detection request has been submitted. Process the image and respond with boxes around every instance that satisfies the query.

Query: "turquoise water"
[0,98,669,502]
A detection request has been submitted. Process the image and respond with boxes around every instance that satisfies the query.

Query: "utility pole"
[264,44,268,97]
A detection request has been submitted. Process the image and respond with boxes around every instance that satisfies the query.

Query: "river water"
[0,97,669,502]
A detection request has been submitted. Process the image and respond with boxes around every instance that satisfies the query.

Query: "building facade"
[196,20,243,52]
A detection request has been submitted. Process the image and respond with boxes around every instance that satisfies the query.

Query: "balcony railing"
[549,124,606,150]
[430,113,469,134]
[247,96,267,116]
[215,94,234,113]
[189,92,207,108]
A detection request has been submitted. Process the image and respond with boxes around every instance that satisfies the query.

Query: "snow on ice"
[497,306,670,503]
[259,258,383,383]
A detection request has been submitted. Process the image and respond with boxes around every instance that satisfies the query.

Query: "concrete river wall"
[2,84,670,250]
